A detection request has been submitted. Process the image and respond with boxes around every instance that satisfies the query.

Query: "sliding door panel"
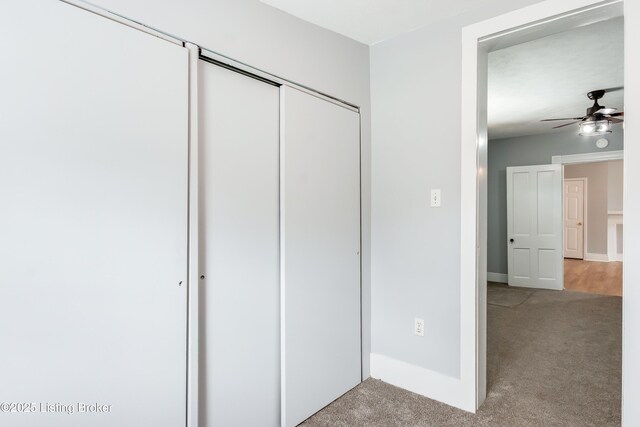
[199,61,280,427]
[282,87,361,427]
[0,2,188,426]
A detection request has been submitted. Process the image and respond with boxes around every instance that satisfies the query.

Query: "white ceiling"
[488,17,624,140]
[256,1,623,139]
[259,0,484,45]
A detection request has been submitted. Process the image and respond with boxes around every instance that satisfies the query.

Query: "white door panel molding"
[506,165,564,290]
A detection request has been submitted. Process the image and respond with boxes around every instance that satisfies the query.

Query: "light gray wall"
[487,131,623,274]
[565,162,610,255]
[368,2,640,424]
[608,160,624,211]
[370,0,548,378]
[88,0,374,376]
[90,0,368,106]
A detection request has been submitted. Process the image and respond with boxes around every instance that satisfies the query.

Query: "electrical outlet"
[430,189,441,207]
[414,318,425,337]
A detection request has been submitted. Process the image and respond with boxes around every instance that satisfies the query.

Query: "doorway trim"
[460,0,636,418]
[552,149,624,164]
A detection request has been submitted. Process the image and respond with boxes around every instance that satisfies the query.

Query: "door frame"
[461,0,638,419]
[563,177,587,260]
[556,150,624,262]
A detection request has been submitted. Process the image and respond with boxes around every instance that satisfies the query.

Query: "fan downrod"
[586,90,607,116]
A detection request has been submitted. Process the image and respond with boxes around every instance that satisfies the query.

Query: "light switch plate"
[414,318,425,336]
[430,189,441,207]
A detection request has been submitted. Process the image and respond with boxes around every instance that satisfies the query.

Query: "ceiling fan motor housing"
[587,89,606,101]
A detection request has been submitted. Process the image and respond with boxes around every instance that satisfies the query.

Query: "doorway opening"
[561,155,624,296]
[483,16,624,423]
[461,0,633,423]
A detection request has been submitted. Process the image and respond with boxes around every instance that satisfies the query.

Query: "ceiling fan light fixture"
[542,89,623,135]
[579,119,612,136]
[597,107,617,115]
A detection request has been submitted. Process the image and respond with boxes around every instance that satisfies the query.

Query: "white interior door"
[507,165,563,290]
[282,87,361,427]
[0,2,188,426]
[199,61,280,427]
[564,178,585,259]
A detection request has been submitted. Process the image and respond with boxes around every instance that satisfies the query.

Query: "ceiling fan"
[541,88,624,136]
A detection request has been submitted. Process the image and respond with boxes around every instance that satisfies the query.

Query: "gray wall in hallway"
[608,160,624,211]
[564,160,624,255]
[488,129,624,275]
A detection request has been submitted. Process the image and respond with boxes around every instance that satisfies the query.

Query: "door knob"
[578,222,583,226]
[509,238,514,243]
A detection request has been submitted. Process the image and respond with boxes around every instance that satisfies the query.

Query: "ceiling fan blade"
[608,112,624,117]
[609,118,624,124]
[552,121,580,129]
[541,117,584,122]
[602,86,624,93]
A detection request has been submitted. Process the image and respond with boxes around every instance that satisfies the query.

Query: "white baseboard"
[609,253,623,262]
[584,252,610,262]
[369,353,473,412]
[487,272,508,283]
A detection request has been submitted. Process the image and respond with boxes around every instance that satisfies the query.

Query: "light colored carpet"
[487,283,534,307]
[302,285,622,426]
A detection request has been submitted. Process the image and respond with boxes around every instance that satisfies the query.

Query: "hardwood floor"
[564,258,622,296]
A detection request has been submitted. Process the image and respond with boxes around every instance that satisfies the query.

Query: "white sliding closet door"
[199,61,280,427]
[282,87,361,427]
[0,2,188,426]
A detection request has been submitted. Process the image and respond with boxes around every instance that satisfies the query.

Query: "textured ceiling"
[488,17,624,140]
[259,0,484,45]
